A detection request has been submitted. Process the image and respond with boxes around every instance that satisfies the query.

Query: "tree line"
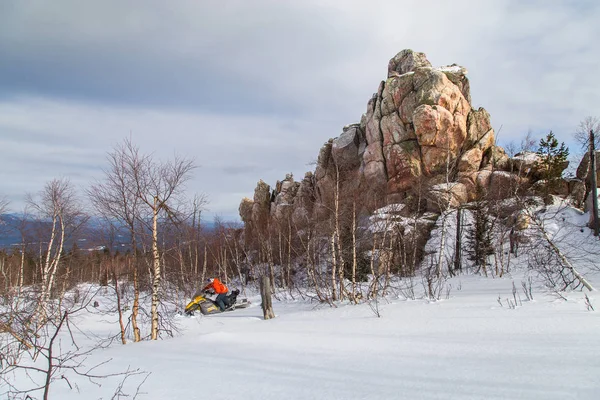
[1,120,599,342]
[2,120,600,397]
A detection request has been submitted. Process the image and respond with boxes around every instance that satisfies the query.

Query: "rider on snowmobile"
[203,278,229,311]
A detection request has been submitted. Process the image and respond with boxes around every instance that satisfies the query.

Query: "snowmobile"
[184,289,250,316]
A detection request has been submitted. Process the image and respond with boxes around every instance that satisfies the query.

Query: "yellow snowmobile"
[184,289,250,316]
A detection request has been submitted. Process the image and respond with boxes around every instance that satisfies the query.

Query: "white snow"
[368,204,434,234]
[492,170,515,178]
[374,203,405,215]
[11,277,597,400]
[4,202,600,400]
[437,65,466,74]
[513,152,540,162]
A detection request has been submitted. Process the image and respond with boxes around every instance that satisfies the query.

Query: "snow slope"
[5,201,600,399]
[11,274,598,400]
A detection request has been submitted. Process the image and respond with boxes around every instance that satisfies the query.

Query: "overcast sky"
[1,0,598,221]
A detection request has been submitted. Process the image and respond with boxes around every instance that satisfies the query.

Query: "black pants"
[216,293,227,311]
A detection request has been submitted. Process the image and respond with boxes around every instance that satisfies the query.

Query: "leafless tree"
[88,139,147,342]
[89,138,197,340]
[1,285,149,399]
[26,179,87,322]
[521,129,537,154]
[574,116,600,148]
[129,149,195,340]
[572,117,600,234]
[522,198,596,292]
[0,196,8,216]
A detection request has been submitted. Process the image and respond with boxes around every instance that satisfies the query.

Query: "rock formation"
[240,49,573,234]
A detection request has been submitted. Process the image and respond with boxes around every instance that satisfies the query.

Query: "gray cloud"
[0,0,598,220]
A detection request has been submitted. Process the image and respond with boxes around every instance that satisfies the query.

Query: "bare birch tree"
[130,150,195,340]
[574,116,600,148]
[88,138,146,342]
[89,138,196,340]
[524,202,596,292]
[26,179,86,321]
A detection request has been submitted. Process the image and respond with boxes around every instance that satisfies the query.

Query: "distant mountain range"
[0,214,219,252]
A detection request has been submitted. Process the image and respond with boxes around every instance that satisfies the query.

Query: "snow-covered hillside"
[6,275,596,400]
[3,201,600,400]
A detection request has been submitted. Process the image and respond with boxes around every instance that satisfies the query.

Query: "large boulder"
[385,140,421,192]
[426,182,468,212]
[413,68,471,116]
[414,103,468,174]
[363,50,478,193]
[488,171,523,200]
[576,151,600,187]
[486,146,510,171]
[569,179,586,208]
[466,108,494,151]
[315,141,333,180]
[388,49,432,77]
[457,173,478,202]
[531,178,570,197]
[458,148,483,173]
[250,180,271,233]
[510,151,569,180]
[291,172,316,226]
[271,174,300,221]
[509,152,543,178]
[439,64,471,104]
[332,125,361,170]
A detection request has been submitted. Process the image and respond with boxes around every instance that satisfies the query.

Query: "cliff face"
[363,49,492,196]
[239,49,570,231]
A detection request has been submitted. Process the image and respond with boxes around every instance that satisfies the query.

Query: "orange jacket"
[203,278,228,294]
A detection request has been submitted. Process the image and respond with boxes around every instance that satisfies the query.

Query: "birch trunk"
[330,232,338,301]
[278,230,284,288]
[150,199,161,340]
[334,165,345,301]
[369,232,378,298]
[307,232,324,302]
[18,242,25,289]
[131,263,141,342]
[38,214,66,321]
[113,270,127,344]
[267,235,276,292]
[539,222,595,291]
[201,244,207,285]
[351,201,357,303]
[39,213,58,310]
[287,219,292,290]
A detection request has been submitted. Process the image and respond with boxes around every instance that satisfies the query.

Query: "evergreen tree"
[465,188,494,273]
[536,131,569,201]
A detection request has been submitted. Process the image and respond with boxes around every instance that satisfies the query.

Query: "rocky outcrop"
[240,179,271,237]
[240,49,574,231]
[291,172,316,226]
[271,174,300,221]
[362,50,495,197]
[332,124,363,170]
[426,182,468,212]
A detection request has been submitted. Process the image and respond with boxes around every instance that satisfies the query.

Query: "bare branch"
[574,116,600,148]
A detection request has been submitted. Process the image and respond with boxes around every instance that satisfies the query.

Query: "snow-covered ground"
[4,201,600,399]
[5,273,598,400]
